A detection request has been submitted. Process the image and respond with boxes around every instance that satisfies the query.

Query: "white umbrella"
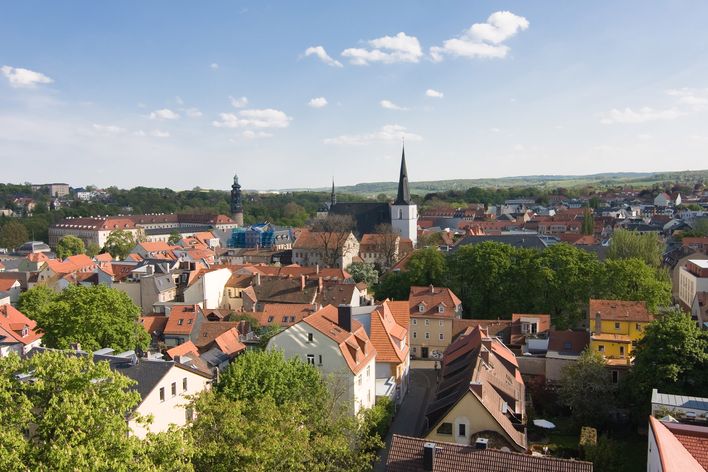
[533,419,556,429]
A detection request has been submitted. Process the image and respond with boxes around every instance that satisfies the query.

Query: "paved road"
[374,369,438,471]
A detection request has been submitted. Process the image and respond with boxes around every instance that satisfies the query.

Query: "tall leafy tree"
[629,309,708,402]
[581,206,594,235]
[373,271,411,301]
[559,349,615,428]
[19,284,149,352]
[103,229,137,260]
[0,220,28,250]
[347,262,379,287]
[55,235,86,259]
[598,258,671,312]
[0,351,193,471]
[607,229,664,268]
[405,247,447,287]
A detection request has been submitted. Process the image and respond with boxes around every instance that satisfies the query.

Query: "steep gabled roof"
[0,304,42,346]
[589,299,653,322]
[369,302,408,364]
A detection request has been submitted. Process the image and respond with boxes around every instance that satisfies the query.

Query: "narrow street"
[374,368,438,471]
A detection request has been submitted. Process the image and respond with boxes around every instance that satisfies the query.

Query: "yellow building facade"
[589,299,653,364]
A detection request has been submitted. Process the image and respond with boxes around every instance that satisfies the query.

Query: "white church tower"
[390,146,418,246]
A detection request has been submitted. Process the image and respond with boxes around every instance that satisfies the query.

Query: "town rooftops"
[369,301,408,364]
[651,389,708,413]
[52,217,137,230]
[386,435,593,472]
[0,304,42,346]
[589,299,653,323]
[409,285,462,318]
[292,230,355,249]
[547,330,589,357]
[163,305,201,335]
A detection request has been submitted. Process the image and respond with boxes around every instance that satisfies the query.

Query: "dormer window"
[21,326,28,337]
[418,304,425,313]
[177,319,183,325]
[438,305,445,313]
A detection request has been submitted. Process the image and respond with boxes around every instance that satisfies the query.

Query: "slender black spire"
[230,172,243,215]
[331,178,336,206]
[394,145,411,205]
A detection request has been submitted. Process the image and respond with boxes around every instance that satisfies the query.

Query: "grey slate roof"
[651,389,708,412]
[94,354,175,400]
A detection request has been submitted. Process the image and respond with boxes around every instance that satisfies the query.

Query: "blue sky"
[2,1,708,190]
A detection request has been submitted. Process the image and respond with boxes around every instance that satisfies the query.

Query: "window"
[306,354,315,365]
[614,322,620,330]
[267,316,274,323]
[439,333,444,341]
[619,346,625,356]
[425,332,430,339]
[282,316,288,323]
[412,319,417,325]
[598,345,605,353]
[418,304,425,313]
[187,319,192,324]
[636,323,642,331]
[458,423,466,436]
[177,319,183,325]
[318,354,323,365]
[307,333,314,342]
[438,305,445,313]
[159,387,165,402]
[412,331,417,339]
[437,422,453,435]
[171,382,177,397]
[183,377,188,392]
[424,319,430,326]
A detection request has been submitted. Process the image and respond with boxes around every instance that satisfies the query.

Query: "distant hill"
[277,170,708,197]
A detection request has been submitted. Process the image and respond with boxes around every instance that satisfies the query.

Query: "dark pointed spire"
[394,144,411,205]
[331,178,336,206]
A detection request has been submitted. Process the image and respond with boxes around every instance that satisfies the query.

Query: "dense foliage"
[56,235,86,259]
[375,242,671,327]
[18,285,150,352]
[0,351,192,471]
[191,350,381,471]
[559,349,615,428]
[607,229,664,267]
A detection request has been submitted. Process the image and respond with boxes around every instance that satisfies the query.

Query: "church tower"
[331,178,336,207]
[230,173,244,227]
[390,146,418,245]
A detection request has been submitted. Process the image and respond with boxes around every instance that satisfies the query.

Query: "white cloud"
[230,96,249,108]
[380,99,408,111]
[175,96,184,105]
[149,108,180,120]
[210,63,219,70]
[342,32,423,65]
[324,124,422,145]
[242,130,273,139]
[667,88,708,109]
[212,108,292,129]
[1,65,54,88]
[430,11,529,61]
[425,89,444,98]
[308,97,328,108]
[92,124,126,135]
[600,107,682,124]
[185,107,203,118]
[150,129,170,138]
[304,46,343,68]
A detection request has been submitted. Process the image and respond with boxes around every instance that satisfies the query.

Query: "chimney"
[429,284,435,294]
[316,264,320,274]
[338,304,352,332]
[475,438,489,450]
[318,276,323,292]
[173,355,180,364]
[594,312,601,334]
[255,272,261,286]
[423,442,436,471]
[300,274,306,291]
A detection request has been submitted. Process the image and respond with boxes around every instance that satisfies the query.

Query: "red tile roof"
[0,279,20,291]
[213,328,246,356]
[166,341,199,359]
[164,305,200,335]
[649,417,706,471]
[386,435,593,472]
[0,304,43,346]
[370,302,408,364]
[589,299,653,323]
[257,303,317,327]
[140,314,168,336]
[409,285,462,318]
[293,230,355,250]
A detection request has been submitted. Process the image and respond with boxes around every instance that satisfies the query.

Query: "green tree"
[559,349,615,428]
[0,220,28,250]
[20,285,149,352]
[373,271,411,301]
[347,262,379,286]
[607,229,664,268]
[0,351,193,471]
[629,309,708,403]
[406,248,447,286]
[103,229,136,260]
[86,241,101,257]
[598,258,671,312]
[168,230,181,245]
[581,206,594,235]
[55,235,86,259]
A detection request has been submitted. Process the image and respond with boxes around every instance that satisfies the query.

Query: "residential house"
[509,313,551,354]
[256,303,318,328]
[163,304,206,347]
[167,321,247,371]
[181,267,232,309]
[408,285,463,360]
[654,193,673,208]
[223,272,253,311]
[0,278,22,304]
[292,230,360,268]
[49,217,141,248]
[545,330,590,384]
[37,254,98,291]
[317,283,364,307]
[386,434,593,472]
[588,299,653,373]
[424,326,527,451]
[267,305,377,415]
[0,304,43,356]
[691,292,708,329]
[359,233,411,269]
[242,275,320,312]
[679,260,708,310]
[647,416,707,471]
